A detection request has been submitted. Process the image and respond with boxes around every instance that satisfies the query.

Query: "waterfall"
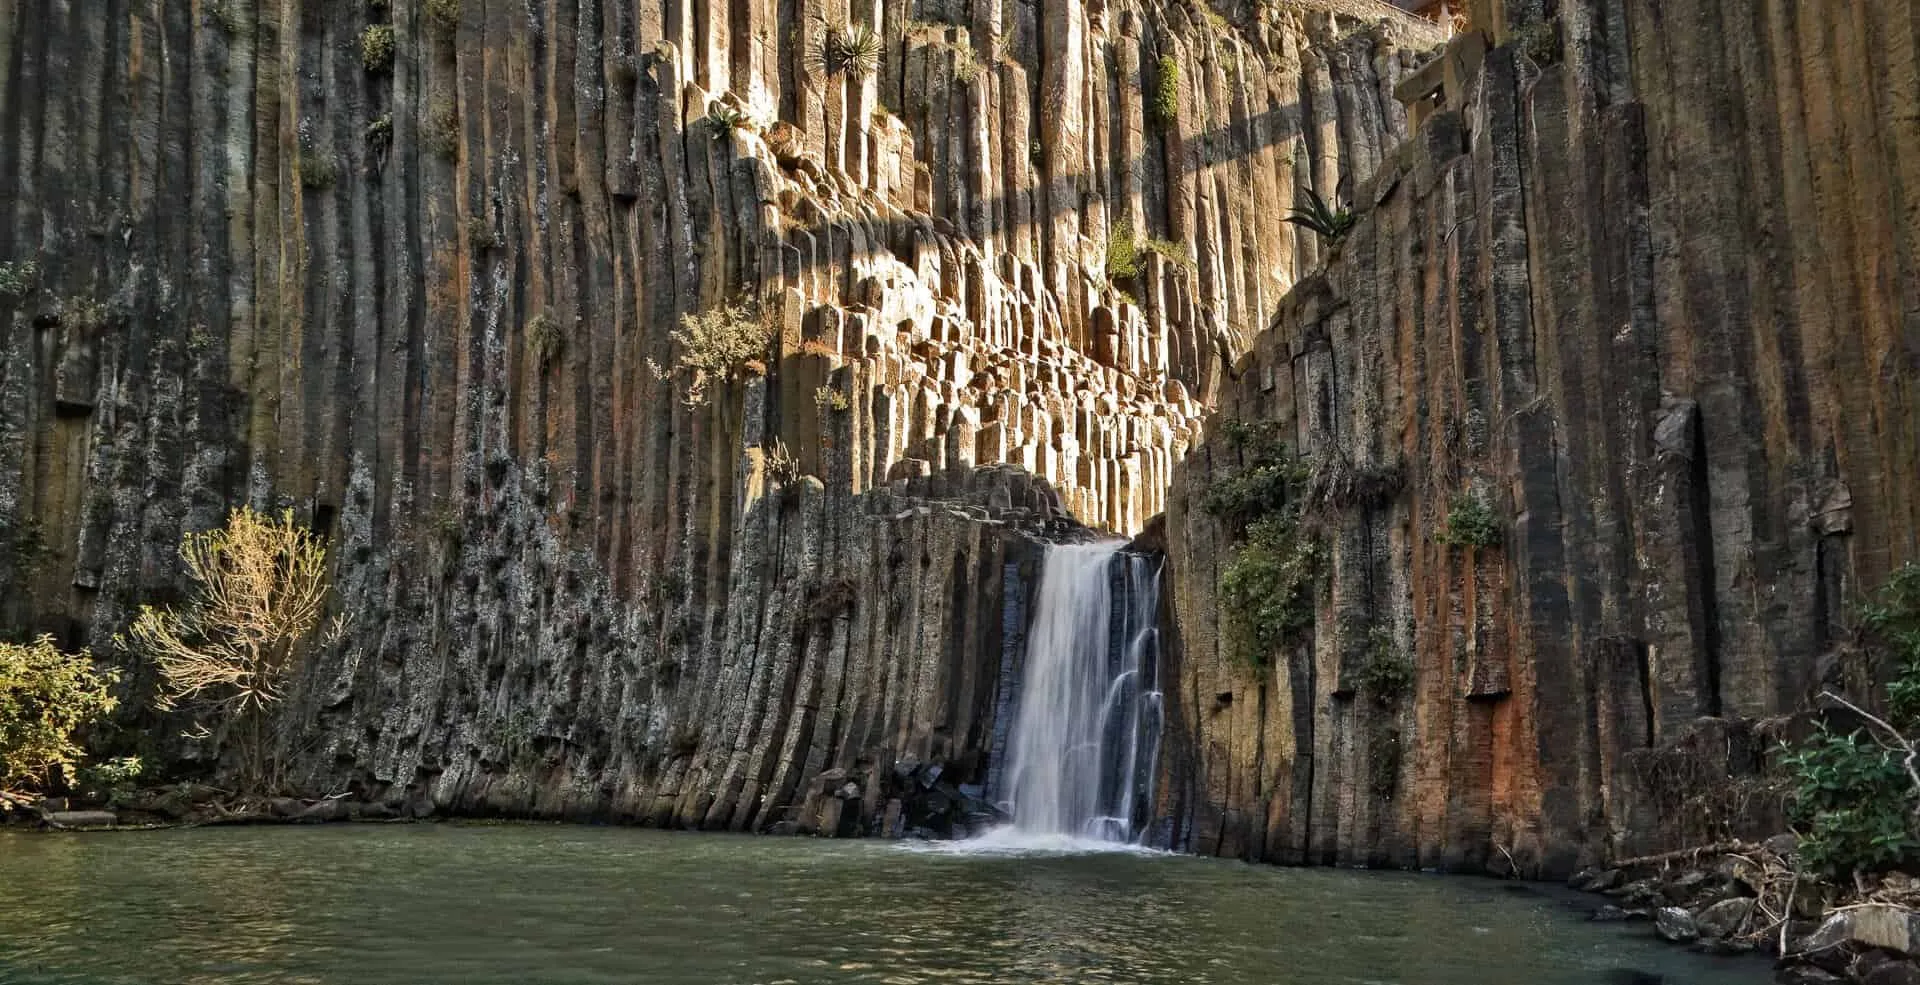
[999,541,1164,844]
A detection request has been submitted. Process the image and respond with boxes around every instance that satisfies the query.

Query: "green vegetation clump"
[1218,514,1320,671]
[1783,564,1920,876]
[528,313,564,369]
[1358,627,1412,704]
[466,217,501,252]
[1151,55,1180,125]
[1284,186,1357,242]
[1435,492,1500,548]
[361,25,396,70]
[1106,226,1194,282]
[1205,418,1321,671]
[1201,419,1310,532]
[426,0,460,39]
[299,151,339,189]
[0,636,118,792]
[426,102,461,159]
[1105,229,1140,280]
[673,299,772,406]
[0,259,39,300]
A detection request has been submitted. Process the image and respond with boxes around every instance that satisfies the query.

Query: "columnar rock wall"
[0,1,1437,819]
[1162,0,1920,876]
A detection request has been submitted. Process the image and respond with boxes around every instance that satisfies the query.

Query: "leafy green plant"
[0,259,39,300]
[361,25,396,71]
[74,756,143,807]
[528,313,564,369]
[1782,564,1920,876]
[673,298,771,406]
[1783,727,1916,875]
[1151,55,1179,125]
[1138,236,1197,276]
[426,0,460,39]
[1201,419,1311,532]
[1435,493,1500,548]
[808,22,883,79]
[1219,514,1321,671]
[0,636,119,792]
[426,102,461,159]
[466,217,501,252]
[1105,229,1140,280]
[1359,627,1412,704]
[1284,186,1357,242]
[1206,418,1322,671]
[299,151,339,189]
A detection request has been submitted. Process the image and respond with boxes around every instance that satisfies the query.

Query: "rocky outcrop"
[1162,0,1920,875]
[0,2,1436,818]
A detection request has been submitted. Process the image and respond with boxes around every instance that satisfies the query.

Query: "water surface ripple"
[0,826,1760,984]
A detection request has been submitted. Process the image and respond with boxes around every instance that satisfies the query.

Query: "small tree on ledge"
[126,506,333,795]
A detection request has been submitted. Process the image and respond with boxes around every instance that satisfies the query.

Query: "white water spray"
[996,541,1163,846]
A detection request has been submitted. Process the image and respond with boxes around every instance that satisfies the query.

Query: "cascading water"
[997,541,1164,845]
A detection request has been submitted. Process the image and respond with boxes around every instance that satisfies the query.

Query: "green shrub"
[1105,228,1140,280]
[528,313,564,369]
[673,299,771,406]
[74,756,143,806]
[0,260,39,300]
[1201,419,1310,532]
[361,25,396,71]
[1359,627,1412,704]
[299,151,339,189]
[1784,564,1920,876]
[466,216,501,252]
[1219,514,1320,671]
[1151,55,1179,125]
[1206,418,1322,670]
[0,636,119,791]
[1783,727,1916,875]
[1138,236,1196,276]
[426,102,461,159]
[425,0,460,38]
[1435,492,1500,548]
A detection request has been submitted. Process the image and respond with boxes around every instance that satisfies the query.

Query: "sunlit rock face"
[0,2,1434,825]
[1158,0,1920,878]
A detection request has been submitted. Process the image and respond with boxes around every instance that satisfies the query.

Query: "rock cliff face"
[0,1,1436,825]
[1161,0,1920,876]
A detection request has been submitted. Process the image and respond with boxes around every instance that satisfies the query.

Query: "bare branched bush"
[126,507,334,792]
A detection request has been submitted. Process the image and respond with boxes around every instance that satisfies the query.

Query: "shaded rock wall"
[1163,0,1920,876]
[0,1,1437,822]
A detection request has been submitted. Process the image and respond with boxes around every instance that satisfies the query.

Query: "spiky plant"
[1283,186,1357,241]
[1285,186,1357,240]
[808,21,884,80]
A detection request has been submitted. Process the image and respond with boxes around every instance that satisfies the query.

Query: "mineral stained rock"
[1159,0,1920,876]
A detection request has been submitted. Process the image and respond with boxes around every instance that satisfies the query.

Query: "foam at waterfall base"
[901,826,1169,858]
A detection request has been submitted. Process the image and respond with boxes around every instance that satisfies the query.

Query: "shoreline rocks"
[1569,840,1920,984]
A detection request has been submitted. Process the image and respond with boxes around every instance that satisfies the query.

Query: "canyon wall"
[1162,0,1920,876]
[0,1,1437,822]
